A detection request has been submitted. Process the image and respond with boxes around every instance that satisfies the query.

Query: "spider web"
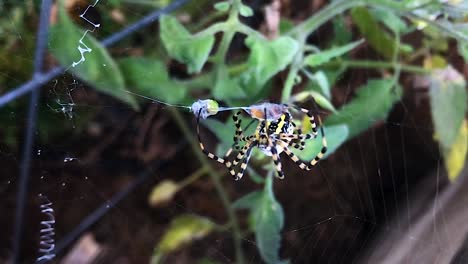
[0,0,455,263]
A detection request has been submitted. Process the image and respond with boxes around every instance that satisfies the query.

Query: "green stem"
[326,60,430,74]
[288,0,366,36]
[178,166,209,189]
[179,73,213,90]
[282,0,367,103]
[169,108,245,264]
[281,34,306,103]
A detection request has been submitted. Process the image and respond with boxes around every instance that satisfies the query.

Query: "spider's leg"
[197,109,226,165]
[232,140,255,166]
[235,142,256,181]
[277,138,327,171]
[296,107,319,138]
[289,127,306,150]
[270,139,285,179]
[232,111,243,150]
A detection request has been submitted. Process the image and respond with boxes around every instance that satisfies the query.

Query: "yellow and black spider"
[196,101,327,180]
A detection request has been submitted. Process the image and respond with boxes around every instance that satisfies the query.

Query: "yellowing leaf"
[148,180,179,207]
[152,215,215,263]
[423,55,447,69]
[444,119,468,181]
[430,66,467,150]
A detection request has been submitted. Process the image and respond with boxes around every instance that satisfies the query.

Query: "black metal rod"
[12,0,53,263]
[0,0,189,108]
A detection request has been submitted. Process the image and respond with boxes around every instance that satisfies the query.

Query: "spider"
[196,101,327,180]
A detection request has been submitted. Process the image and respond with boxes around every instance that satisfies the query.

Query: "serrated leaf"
[118,57,186,104]
[149,180,179,207]
[303,39,363,68]
[49,1,137,109]
[213,66,245,100]
[351,7,408,59]
[429,66,467,150]
[214,1,230,12]
[239,36,299,95]
[444,119,468,181]
[239,4,254,17]
[154,214,215,257]
[294,124,349,160]
[326,79,402,138]
[160,15,215,74]
[253,176,288,264]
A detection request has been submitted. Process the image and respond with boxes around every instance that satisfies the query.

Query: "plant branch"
[168,108,245,264]
[325,60,430,74]
[288,0,366,36]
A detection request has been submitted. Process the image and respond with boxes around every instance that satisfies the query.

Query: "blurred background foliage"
[1,0,467,263]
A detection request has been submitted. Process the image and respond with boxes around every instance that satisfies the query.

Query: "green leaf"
[326,79,402,138]
[239,3,254,17]
[239,36,299,95]
[253,176,288,264]
[370,8,409,33]
[152,214,215,263]
[213,66,245,100]
[202,118,235,147]
[49,1,137,109]
[214,1,230,12]
[351,7,408,59]
[313,71,331,99]
[118,57,186,104]
[232,191,262,209]
[279,18,295,35]
[247,167,266,184]
[429,66,467,150]
[291,90,336,113]
[332,15,352,46]
[160,15,215,74]
[303,39,363,68]
[302,70,331,99]
[294,124,349,160]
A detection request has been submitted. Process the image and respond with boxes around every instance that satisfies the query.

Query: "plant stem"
[169,108,245,264]
[178,165,209,189]
[325,60,430,74]
[288,0,365,36]
[282,0,367,102]
[281,34,305,103]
